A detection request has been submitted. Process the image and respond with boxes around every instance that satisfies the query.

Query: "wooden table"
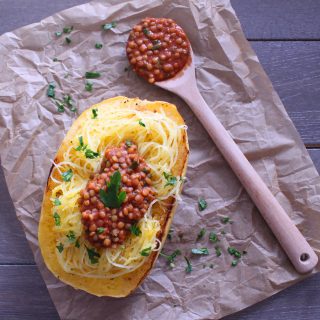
[0,1,319,319]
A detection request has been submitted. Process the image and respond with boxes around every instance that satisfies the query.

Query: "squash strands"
[38,96,189,297]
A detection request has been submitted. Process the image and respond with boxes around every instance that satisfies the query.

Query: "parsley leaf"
[130,224,141,236]
[191,248,209,255]
[231,260,239,267]
[143,28,151,36]
[125,140,133,147]
[66,230,76,242]
[140,246,152,256]
[97,227,105,234]
[221,216,231,224]
[85,149,100,159]
[99,171,126,208]
[198,198,207,211]
[63,26,73,34]
[197,228,206,240]
[55,31,62,37]
[215,246,222,257]
[65,37,71,44]
[47,82,56,98]
[75,239,80,248]
[61,169,73,182]
[167,228,173,240]
[160,249,181,268]
[54,99,65,113]
[184,256,192,273]
[227,247,242,258]
[102,21,117,30]
[63,95,77,112]
[53,212,61,226]
[209,232,219,243]
[56,243,64,253]
[85,71,101,79]
[138,119,146,127]
[75,136,86,151]
[91,108,98,118]
[95,43,103,49]
[152,40,161,50]
[53,198,61,206]
[86,81,93,92]
[163,172,177,187]
[86,247,100,264]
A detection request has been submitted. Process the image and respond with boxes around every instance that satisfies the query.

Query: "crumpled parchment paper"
[0,0,320,319]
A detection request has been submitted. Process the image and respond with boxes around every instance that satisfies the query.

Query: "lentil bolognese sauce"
[127,17,190,83]
[79,142,156,249]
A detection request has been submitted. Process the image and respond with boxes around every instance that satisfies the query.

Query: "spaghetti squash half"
[38,96,189,297]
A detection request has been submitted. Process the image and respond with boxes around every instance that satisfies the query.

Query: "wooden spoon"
[155,49,318,274]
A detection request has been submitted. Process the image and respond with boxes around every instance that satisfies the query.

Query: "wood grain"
[231,0,320,40]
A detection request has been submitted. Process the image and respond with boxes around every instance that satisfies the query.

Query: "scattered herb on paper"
[95,43,103,49]
[209,232,219,243]
[167,228,174,240]
[85,71,101,79]
[215,246,222,257]
[198,198,207,211]
[102,21,117,30]
[63,26,73,34]
[184,256,192,273]
[65,37,71,44]
[197,228,206,240]
[160,249,181,268]
[191,248,209,255]
[86,81,93,92]
[47,83,55,98]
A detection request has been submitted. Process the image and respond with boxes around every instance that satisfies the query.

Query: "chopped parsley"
[130,224,141,236]
[65,37,71,44]
[63,26,73,34]
[85,149,100,159]
[231,260,239,267]
[152,40,161,50]
[191,248,209,255]
[197,228,206,240]
[75,239,80,248]
[53,212,61,226]
[56,243,64,253]
[63,95,77,112]
[54,99,65,113]
[215,246,222,257]
[184,256,192,273]
[198,198,207,211]
[66,230,76,242]
[163,172,177,187]
[85,71,101,79]
[167,228,173,240]
[227,247,242,259]
[125,140,133,147]
[140,246,152,257]
[47,83,55,98]
[160,249,181,268]
[53,198,61,206]
[143,28,151,36]
[221,216,232,224]
[61,169,73,182]
[55,31,62,37]
[102,21,117,30]
[209,232,219,243]
[99,171,126,208]
[95,43,103,49]
[91,108,98,118]
[138,119,146,127]
[75,136,86,151]
[86,247,100,264]
[97,227,105,234]
[86,81,93,92]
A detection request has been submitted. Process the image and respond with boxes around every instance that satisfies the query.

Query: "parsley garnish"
[125,140,132,147]
[54,99,65,113]
[184,256,192,273]
[61,169,73,182]
[63,95,77,112]
[47,83,55,98]
[163,172,177,187]
[63,26,73,34]
[160,249,181,268]
[91,108,98,118]
[75,239,80,248]
[152,40,161,50]
[167,228,173,240]
[209,232,219,243]
[197,228,206,240]
[53,212,61,226]
[86,247,100,264]
[198,198,207,211]
[221,216,231,224]
[65,37,71,44]
[215,246,222,257]
[140,246,152,256]
[97,227,105,234]
[191,248,209,255]
[99,171,126,208]
[138,119,146,127]
[143,28,150,36]
[75,136,86,151]
[53,198,61,206]
[85,71,101,79]
[55,31,62,37]
[227,247,242,259]
[56,243,64,253]
[66,230,76,242]
[95,43,103,49]
[85,149,100,159]
[102,21,117,30]
[86,81,93,92]
[130,224,141,236]
[231,260,239,267]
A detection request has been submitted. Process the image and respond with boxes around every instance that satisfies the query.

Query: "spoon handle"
[179,85,318,273]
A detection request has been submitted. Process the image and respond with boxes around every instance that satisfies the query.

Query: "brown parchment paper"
[0,0,320,319]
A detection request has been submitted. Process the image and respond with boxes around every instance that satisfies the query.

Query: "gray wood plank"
[0,266,59,320]
[231,0,320,40]
[251,41,320,146]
